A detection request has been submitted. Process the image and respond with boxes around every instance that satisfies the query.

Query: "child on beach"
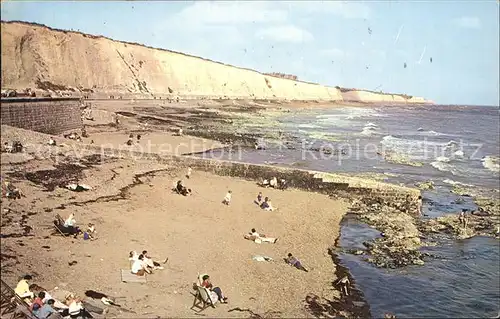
[222,190,232,205]
[286,253,308,272]
[186,167,192,179]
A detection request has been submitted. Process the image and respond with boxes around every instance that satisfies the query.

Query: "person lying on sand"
[201,275,228,304]
[141,250,168,271]
[84,290,120,307]
[222,190,232,205]
[286,253,308,272]
[260,197,275,211]
[131,254,151,276]
[244,228,278,244]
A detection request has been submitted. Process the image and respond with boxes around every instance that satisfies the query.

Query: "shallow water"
[339,215,500,318]
[198,104,500,317]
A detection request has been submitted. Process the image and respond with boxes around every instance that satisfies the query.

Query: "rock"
[412,259,425,266]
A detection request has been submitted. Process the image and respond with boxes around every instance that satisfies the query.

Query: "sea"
[199,104,500,318]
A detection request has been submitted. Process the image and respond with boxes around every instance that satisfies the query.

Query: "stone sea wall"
[0,97,82,134]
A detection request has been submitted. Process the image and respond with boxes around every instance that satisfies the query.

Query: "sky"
[1,0,499,106]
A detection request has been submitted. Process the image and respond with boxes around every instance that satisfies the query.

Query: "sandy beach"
[1,122,352,318]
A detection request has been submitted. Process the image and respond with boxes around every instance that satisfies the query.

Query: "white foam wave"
[298,124,322,129]
[482,156,500,173]
[436,156,451,163]
[443,179,474,187]
[430,161,457,174]
[454,150,465,158]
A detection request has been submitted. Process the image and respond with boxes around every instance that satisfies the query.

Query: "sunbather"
[201,275,227,304]
[286,253,308,272]
[141,250,167,270]
[48,137,56,146]
[3,181,22,199]
[14,275,34,300]
[131,254,150,276]
[84,290,120,307]
[244,228,278,244]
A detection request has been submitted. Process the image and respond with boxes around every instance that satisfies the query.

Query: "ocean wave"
[419,130,448,137]
[297,124,322,129]
[482,156,500,173]
[430,161,457,174]
[443,179,474,187]
[436,156,451,163]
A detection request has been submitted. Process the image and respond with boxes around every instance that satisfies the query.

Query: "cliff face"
[1,21,431,104]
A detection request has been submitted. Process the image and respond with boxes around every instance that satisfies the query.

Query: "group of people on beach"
[129,250,168,276]
[13,275,111,318]
[54,213,97,240]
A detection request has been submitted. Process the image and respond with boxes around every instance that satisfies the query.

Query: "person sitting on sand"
[2,142,13,153]
[83,223,96,240]
[278,179,287,190]
[175,180,191,196]
[255,192,263,205]
[286,253,308,272]
[38,299,57,319]
[64,294,94,319]
[260,197,275,211]
[126,138,133,146]
[244,228,278,244]
[4,181,22,199]
[131,254,150,276]
[15,275,34,300]
[48,137,56,146]
[141,250,167,271]
[30,291,46,311]
[269,177,278,188]
[201,275,227,304]
[222,190,232,205]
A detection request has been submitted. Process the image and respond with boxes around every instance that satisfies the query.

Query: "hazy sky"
[1,1,499,105]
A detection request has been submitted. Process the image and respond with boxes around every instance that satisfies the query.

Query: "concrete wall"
[0,97,82,134]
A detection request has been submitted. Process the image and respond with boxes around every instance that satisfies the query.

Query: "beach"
[0,113,358,318]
